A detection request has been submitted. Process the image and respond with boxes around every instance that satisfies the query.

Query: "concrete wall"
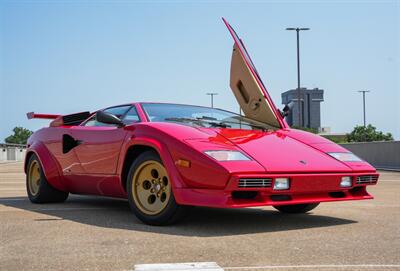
[0,144,26,162]
[340,141,400,171]
[0,147,7,161]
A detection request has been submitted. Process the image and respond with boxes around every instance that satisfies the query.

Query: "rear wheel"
[273,203,319,214]
[127,150,189,226]
[26,154,69,203]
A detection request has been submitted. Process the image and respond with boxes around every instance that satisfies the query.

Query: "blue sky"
[1,0,399,140]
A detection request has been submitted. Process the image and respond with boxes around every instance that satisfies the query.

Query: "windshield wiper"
[196,116,231,128]
[164,117,204,126]
[196,116,217,121]
[165,117,231,128]
[216,119,268,131]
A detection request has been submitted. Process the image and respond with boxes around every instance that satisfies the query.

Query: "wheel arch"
[24,150,36,173]
[119,139,187,193]
[121,145,158,192]
[24,142,68,192]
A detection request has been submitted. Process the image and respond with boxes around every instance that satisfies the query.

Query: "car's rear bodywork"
[25,19,378,210]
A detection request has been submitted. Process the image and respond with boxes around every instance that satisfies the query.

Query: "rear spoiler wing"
[27,112,60,120]
[27,111,91,126]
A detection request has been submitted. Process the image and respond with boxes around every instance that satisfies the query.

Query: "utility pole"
[286,27,310,127]
[206,93,218,108]
[358,90,370,127]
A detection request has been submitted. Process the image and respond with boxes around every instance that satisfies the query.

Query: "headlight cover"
[327,152,362,162]
[274,178,290,190]
[340,176,352,187]
[204,150,251,161]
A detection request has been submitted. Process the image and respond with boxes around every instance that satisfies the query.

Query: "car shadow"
[0,195,357,237]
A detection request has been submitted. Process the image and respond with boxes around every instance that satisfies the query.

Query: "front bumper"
[173,172,378,208]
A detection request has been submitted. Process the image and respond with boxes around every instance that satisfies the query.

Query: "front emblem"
[299,160,307,165]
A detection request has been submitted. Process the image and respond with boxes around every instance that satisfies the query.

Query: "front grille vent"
[356,175,378,184]
[238,178,272,188]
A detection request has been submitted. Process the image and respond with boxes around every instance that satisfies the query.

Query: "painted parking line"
[134,262,224,271]
[224,264,400,270]
[133,263,400,271]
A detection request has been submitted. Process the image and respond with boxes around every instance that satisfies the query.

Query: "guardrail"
[340,141,400,171]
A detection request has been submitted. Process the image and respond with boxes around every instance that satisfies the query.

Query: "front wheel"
[273,203,320,214]
[127,150,189,226]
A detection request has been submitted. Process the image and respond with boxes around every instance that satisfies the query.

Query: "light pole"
[358,90,370,127]
[206,92,218,108]
[286,27,310,127]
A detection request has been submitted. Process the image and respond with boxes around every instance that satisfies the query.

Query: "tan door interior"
[230,43,280,128]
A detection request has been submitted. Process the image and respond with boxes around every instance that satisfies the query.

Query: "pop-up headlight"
[204,150,250,161]
[327,152,362,162]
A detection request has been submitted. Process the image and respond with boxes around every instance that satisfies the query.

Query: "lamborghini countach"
[25,18,378,225]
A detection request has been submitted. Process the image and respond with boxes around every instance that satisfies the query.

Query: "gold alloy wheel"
[131,160,171,215]
[28,160,41,196]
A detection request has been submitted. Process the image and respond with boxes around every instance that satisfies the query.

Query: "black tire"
[273,203,320,214]
[127,150,189,226]
[26,154,69,203]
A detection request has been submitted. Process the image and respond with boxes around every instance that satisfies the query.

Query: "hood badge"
[299,160,307,165]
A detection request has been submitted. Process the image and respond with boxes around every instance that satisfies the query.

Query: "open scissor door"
[223,18,285,128]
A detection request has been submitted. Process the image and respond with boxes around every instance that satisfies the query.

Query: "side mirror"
[96,111,125,127]
[281,102,294,117]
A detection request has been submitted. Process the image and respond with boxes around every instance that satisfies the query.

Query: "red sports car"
[25,19,378,225]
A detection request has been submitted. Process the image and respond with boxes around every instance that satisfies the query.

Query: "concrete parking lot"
[0,162,399,271]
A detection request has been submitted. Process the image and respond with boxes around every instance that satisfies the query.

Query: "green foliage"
[5,127,33,145]
[320,135,347,144]
[292,126,318,134]
[347,125,393,142]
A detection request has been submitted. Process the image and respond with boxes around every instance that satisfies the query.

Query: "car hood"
[145,122,372,173]
[213,128,353,173]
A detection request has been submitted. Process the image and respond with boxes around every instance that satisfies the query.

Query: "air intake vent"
[356,175,378,184]
[63,111,91,126]
[238,178,272,188]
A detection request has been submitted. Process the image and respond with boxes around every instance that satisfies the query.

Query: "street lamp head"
[286,27,310,32]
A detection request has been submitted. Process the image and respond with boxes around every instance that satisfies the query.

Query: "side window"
[83,115,97,126]
[122,106,140,124]
[104,105,131,119]
[82,105,131,127]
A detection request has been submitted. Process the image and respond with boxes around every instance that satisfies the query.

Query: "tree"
[347,125,393,142]
[292,126,318,134]
[5,127,33,145]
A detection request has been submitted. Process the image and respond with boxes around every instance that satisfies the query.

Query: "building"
[281,88,324,129]
[0,143,26,162]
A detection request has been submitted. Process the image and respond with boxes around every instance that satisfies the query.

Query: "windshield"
[141,103,277,131]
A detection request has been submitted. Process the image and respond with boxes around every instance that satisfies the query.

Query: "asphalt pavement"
[0,162,399,271]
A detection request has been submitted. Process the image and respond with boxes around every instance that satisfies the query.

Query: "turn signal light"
[175,159,191,168]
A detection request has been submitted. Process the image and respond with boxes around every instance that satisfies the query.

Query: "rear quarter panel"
[26,128,70,192]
